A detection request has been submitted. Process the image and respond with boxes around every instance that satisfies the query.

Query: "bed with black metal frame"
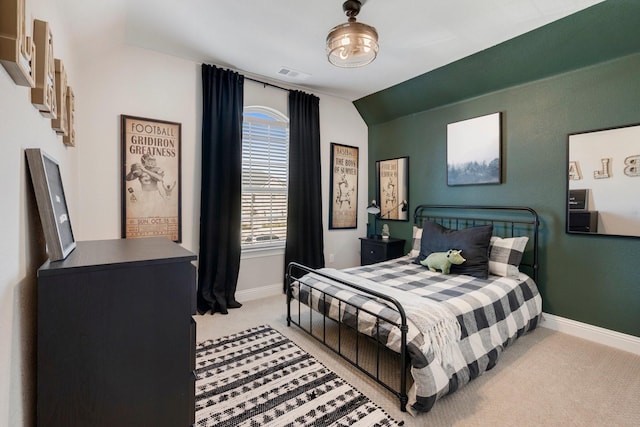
[286,205,542,414]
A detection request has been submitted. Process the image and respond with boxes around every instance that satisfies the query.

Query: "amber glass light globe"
[326,21,379,68]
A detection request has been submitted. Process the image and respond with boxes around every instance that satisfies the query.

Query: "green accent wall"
[356,2,640,338]
[355,0,640,125]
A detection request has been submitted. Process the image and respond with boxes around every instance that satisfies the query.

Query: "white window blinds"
[241,110,289,248]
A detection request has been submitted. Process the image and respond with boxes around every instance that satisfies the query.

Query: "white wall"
[72,34,372,255]
[1,4,366,424]
[74,36,201,250]
[319,94,369,269]
[0,1,78,425]
[74,41,368,301]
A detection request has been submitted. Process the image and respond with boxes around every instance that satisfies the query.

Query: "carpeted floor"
[195,294,640,427]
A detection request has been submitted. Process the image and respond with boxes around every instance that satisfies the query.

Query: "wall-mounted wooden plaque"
[0,0,35,87]
[31,19,57,119]
[51,59,68,135]
[63,86,76,147]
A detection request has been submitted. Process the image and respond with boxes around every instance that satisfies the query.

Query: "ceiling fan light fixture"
[326,1,379,68]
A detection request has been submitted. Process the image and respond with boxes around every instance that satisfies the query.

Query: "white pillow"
[488,236,529,277]
[408,225,422,257]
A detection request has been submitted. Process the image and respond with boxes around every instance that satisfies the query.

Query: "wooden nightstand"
[359,237,406,266]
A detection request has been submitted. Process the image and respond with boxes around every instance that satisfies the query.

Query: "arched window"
[241,106,289,249]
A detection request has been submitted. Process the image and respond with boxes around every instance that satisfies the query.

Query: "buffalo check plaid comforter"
[293,255,542,413]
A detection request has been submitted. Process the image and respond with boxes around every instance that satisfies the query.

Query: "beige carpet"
[195,295,640,427]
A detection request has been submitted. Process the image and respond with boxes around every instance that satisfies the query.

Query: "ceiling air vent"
[277,67,310,81]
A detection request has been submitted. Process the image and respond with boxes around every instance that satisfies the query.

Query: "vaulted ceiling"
[57,0,603,101]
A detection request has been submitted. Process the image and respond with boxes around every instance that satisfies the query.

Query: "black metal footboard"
[286,262,410,412]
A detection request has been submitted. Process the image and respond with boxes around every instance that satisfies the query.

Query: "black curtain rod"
[203,63,291,92]
[245,76,290,93]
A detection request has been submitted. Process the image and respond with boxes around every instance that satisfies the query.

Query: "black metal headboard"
[413,205,540,282]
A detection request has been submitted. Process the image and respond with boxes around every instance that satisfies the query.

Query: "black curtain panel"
[284,90,325,290]
[198,64,244,314]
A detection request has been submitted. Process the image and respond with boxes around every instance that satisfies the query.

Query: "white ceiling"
[57,0,603,101]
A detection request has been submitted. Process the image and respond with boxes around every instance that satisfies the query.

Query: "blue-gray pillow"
[417,221,493,279]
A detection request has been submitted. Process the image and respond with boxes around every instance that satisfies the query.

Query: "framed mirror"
[376,156,409,221]
[567,123,640,237]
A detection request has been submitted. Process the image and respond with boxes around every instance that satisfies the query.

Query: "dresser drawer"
[188,371,196,426]
[190,317,196,371]
[569,210,598,233]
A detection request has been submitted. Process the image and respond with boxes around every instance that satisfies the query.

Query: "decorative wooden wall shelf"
[0,0,36,87]
[63,86,76,147]
[51,59,68,135]
[31,19,57,119]
[3,7,77,146]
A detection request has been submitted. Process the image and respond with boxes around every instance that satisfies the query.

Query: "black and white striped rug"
[195,325,401,426]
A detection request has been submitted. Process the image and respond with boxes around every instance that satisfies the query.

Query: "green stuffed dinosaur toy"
[420,249,466,274]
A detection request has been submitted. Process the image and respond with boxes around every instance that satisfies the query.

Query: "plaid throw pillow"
[489,236,529,277]
[409,225,422,257]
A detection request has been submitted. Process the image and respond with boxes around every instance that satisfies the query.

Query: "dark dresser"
[37,237,197,427]
[569,210,598,233]
[359,237,406,266]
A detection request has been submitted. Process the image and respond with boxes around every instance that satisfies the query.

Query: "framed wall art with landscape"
[329,143,359,229]
[447,112,502,186]
[121,115,182,242]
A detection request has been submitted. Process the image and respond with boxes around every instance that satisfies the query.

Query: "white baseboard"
[236,283,282,302]
[541,312,640,356]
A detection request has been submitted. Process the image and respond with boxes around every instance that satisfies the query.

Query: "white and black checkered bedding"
[293,255,542,413]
